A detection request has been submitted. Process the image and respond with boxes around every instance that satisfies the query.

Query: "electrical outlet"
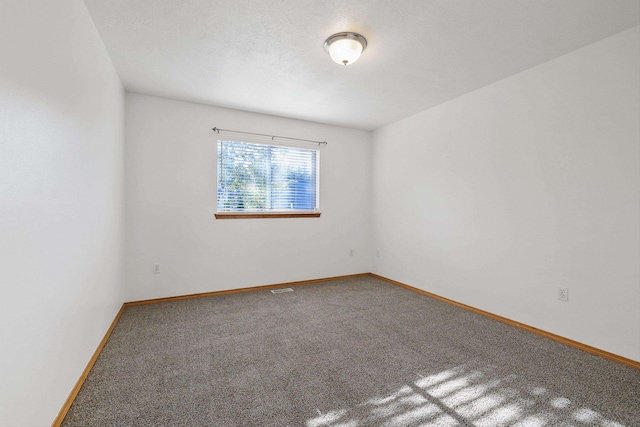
[153,263,161,274]
[349,249,354,257]
[557,287,568,302]
[376,249,380,257]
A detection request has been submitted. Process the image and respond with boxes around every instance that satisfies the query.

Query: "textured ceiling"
[83,0,640,130]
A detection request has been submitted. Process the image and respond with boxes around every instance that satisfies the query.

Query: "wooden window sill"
[215,212,321,219]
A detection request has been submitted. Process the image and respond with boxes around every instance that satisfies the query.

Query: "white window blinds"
[217,140,319,212]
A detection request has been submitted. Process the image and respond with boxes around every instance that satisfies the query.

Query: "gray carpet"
[62,276,640,426]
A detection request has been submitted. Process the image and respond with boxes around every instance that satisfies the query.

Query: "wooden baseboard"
[124,273,371,306]
[51,304,125,427]
[369,273,640,370]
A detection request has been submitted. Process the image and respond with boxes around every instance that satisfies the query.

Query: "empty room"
[1,0,639,426]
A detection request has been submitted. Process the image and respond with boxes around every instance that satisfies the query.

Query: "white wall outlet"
[153,263,161,274]
[558,287,568,302]
[349,249,354,257]
[376,249,380,257]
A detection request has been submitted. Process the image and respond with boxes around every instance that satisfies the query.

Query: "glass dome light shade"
[328,38,363,65]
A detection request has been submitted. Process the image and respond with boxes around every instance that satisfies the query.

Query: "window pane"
[217,140,319,212]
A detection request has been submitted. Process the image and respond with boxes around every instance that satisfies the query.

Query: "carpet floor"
[62,276,640,426]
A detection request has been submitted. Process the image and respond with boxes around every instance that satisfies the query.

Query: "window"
[216,140,320,218]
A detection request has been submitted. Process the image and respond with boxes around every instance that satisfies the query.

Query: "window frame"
[215,139,321,219]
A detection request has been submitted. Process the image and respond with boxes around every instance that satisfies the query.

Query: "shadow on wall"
[306,364,628,427]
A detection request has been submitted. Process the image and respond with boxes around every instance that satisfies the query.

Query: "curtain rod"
[212,127,328,145]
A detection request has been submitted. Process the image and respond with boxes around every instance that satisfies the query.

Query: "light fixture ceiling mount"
[324,32,368,66]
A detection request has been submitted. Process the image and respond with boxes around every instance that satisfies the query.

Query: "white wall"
[372,26,640,361]
[125,93,371,301]
[0,1,125,425]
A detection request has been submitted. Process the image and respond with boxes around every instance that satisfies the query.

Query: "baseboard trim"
[370,273,640,370]
[124,273,371,306]
[51,304,126,427]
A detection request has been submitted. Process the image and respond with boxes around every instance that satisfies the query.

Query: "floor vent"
[271,288,294,294]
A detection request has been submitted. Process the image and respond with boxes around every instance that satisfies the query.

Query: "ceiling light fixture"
[324,32,367,66]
